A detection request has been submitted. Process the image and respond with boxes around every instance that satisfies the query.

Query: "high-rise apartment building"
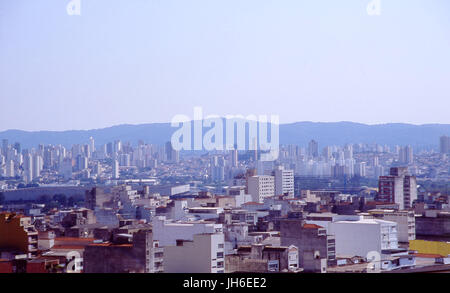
[23,153,33,183]
[112,159,120,179]
[247,175,275,203]
[230,149,238,167]
[440,135,450,154]
[1,139,8,158]
[399,146,414,164]
[377,167,417,210]
[165,141,179,163]
[273,166,294,197]
[308,140,319,158]
[32,155,43,179]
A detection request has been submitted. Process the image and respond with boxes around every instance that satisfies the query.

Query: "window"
[217,252,224,259]
[218,243,224,249]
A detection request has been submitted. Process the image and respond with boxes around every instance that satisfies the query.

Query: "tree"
[67,196,75,207]
[53,194,68,207]
[38,195,51,204]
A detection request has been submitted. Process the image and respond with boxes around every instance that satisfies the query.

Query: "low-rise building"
[366,209,415,243]
[225,244,299,273]
[280,219,336,270]
[83,229,163,273]
[0,212,38,258]
[329,218,399,259]
[164,233,225,273]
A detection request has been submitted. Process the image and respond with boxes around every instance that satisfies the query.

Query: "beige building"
[164,233,225,273]
[247,175,275,203]
[366,209,416,243]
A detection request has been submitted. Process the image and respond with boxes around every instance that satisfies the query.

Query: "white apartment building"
[152,216,223,247]
[247,175,275,203]
[305,213,361,234]
[273,166,294,197]
[3,160,15,177]
[366,209,416,243]
[329,218,399,259]
[225,186,253,207]
[112,159,119,179]
[164,233,225,273]
[187,207,224,220]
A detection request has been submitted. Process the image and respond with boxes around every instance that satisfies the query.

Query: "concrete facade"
[164,233,225,273]
[280,219,336,270]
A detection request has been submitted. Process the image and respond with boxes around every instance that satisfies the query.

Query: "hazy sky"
[1,0,449,131]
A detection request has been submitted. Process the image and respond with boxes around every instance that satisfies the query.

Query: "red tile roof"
[302,224,323,229]
[243,202,263,205]
[52,245,86,250]
[54,237,95,242]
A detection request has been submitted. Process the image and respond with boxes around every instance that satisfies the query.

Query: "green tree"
[53,194,67,206]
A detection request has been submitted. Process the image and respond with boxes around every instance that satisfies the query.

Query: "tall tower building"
[273,166,294,198]
[13,142,21,155]
[230,149,238,168]
[399,146,413,164]
[23,153,33,183]
[343,145,353,160]
[308,140,319,158]
[377,167,417,210]
[112,159,120,179]
[1,139,8,158]
[32,155,43,179]
[440,135,450,154]
[114,140,122,154]
[247,175,275,203]
[3,160,14,177]
[89,137,95,153]
[60,158,73,179]
[210,156,225,182]
[165,141,179,163]
[356,162,366,177]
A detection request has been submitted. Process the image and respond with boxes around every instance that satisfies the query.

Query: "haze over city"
[1,0,450,131]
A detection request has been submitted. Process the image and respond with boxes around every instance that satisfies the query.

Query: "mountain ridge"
[1,121,449,149]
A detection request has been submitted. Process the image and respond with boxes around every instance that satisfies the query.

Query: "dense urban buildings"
[0,135,449,273]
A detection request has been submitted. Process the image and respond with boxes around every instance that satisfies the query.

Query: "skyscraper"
[1,139,8,158]
[399,146,413,164]
[23,153,33,183]
[114,140,122,154]
[440,135,450,154]
[273,166,294,197]
[165,141,179,163]
[60,158,73,179]
[89,136,95,153]
[32,155,43,179]
[112,159,120,179]
[308,140,319,158]
[247,175,275,203]
[377,167,417,210]
[230,148,238,168]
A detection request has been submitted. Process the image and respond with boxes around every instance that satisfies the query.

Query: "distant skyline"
[1,0,450,131]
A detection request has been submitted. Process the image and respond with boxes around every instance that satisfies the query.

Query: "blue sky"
[1,0,449,131]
